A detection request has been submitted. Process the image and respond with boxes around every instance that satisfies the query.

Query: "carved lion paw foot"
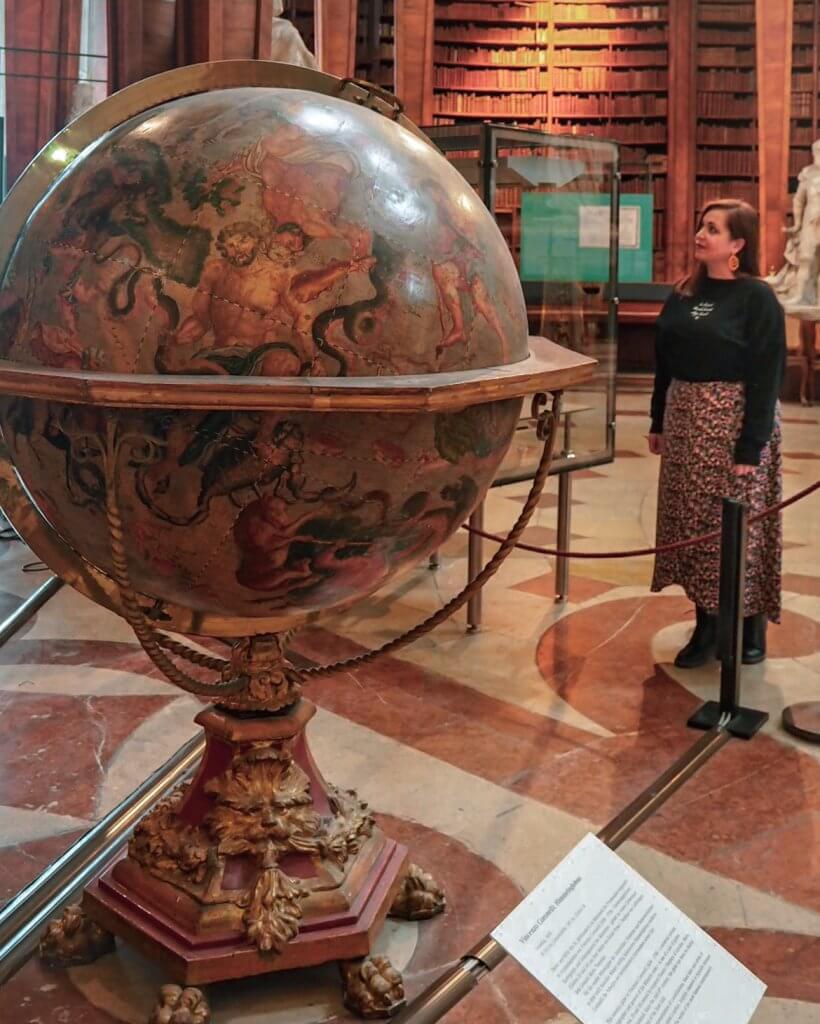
[148,984,210,1024]
[38,904,115,967]
[340,955,406,1019]
[389,863,446,921]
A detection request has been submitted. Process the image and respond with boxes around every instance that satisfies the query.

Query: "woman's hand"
[733,463,756,477]
[647,433,664,455]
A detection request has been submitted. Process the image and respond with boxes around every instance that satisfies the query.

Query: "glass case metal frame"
[423,123,621,609]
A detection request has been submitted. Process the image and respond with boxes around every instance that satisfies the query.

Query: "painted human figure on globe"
[0,88,528,623]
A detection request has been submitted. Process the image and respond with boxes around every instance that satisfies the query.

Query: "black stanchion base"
[687,701,769,739]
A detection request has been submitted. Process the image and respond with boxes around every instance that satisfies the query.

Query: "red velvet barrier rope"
[463,479,820,560]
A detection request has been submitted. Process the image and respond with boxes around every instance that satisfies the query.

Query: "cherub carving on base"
[148,984,210,1024]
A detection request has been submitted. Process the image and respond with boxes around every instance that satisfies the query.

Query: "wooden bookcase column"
[317,0,358,77]
[756,0,794,276]
[666,0,696,282]
[395,0,436,124]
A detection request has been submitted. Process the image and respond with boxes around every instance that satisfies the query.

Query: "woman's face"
[694,208,743,268]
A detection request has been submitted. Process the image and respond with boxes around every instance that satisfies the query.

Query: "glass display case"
[423,123,620,483]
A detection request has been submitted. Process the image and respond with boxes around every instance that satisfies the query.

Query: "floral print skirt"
[651,379,782,622]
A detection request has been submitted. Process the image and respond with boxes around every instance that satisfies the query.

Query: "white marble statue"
[270,0,319,69]
[770,139,820,310]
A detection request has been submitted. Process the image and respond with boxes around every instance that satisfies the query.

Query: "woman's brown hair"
[676,198,761,295]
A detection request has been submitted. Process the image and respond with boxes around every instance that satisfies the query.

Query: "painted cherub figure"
[157,220,374,375]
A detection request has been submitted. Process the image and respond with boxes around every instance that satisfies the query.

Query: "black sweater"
[649,276,786,465]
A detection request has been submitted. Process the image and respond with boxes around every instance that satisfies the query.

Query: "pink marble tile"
[535,596,702,733]
[707,928,820,1003]
[513,572,618,600]
[520,524,586,547]
[782,573,820,597]
[0,692,173,818]
[0,830,85,907]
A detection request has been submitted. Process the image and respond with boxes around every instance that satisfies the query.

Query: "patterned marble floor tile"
[0,404,816,1021]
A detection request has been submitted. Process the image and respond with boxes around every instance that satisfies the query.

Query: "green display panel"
[520,192,653,283]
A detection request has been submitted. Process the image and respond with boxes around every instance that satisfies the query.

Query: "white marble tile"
[0,804,90,846]
[97,696,203,815]
[308,709,820,938]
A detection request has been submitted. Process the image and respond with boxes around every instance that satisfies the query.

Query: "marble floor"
[0,389,818,1023]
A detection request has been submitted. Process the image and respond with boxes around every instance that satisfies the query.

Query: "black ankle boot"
[674,606,717,668]
[742,613,767,665]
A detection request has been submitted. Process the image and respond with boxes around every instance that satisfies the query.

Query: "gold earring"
[728,254,740,273]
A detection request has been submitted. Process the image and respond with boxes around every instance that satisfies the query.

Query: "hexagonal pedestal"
[83,700,408,985]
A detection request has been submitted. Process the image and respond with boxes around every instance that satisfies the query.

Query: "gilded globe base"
[82,699,421,993]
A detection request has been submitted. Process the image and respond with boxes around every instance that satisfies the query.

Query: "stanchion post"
[688,498,768,739]
[716,497,745,715]
[466,503,483,633]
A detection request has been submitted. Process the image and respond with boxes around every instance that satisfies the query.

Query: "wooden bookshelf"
[789,0,819,192]
[356,0,395,89]
[381,0,800,284]
[430,0,669,276]
[694,0,759,215]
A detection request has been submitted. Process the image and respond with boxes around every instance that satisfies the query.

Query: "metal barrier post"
[0,732,205,986]
[687,498,768,739]
[0,575,62,646]
[466,504,483,633]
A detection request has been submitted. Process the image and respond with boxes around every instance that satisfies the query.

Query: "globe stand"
[83,695,415,986]
[70,627,445,1016]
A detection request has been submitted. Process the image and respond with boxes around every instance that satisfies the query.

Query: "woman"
[649,199,785,668]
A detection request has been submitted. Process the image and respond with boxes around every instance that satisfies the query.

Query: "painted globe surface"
[0,87,527,625]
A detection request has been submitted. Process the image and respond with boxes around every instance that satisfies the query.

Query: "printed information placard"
[492,834,765,1024]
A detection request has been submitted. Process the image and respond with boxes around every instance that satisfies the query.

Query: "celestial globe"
[0,63,593,1009]
[0,67,531,633]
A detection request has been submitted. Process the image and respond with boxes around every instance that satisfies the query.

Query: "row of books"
[697,70,755,92]
[595,123,666,143]
[793,73,818,91]
[697,28,754,46]
[435,2,666,23]
[696,94,755,118]
[429,119,668,149]
[791,93,818,118]
[433,67,667,89]
[696,180,757,209]
[696,124,755,146]
[790,149,816,177]
[793,47,817,66]
[697,150,757,176]
[623,176,666,205]
[698,47,754,66]
[433,45,667,67]
[697,4,753,23]
[792,125,820,145]
[433,93,668,115]
[793,25,816,44]
[436,24,667,44]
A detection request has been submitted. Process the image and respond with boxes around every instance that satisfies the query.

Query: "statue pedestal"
[785,310,818,406]
[84,700,408,985]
